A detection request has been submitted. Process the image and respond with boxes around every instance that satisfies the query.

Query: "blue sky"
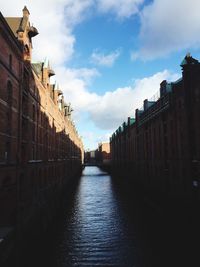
[2,0,200,150]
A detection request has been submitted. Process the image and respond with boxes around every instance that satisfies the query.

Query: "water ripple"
[55,167,138,267]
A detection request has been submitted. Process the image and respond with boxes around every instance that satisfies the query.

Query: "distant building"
[84,143,110,169]
[98,142,111,165]
[110,54,200,198]
[90,150,96,159]
[84,150,97,164]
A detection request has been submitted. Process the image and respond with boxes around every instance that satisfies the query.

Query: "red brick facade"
[98,142,111,164]
[110,54,200,198]
[0,7,84,233]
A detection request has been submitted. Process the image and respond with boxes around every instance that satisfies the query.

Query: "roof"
[0,13,23,52]
[5,16,29,36]
[5,17,22,37]
[5,14,38,38]
[180,53,199,67]
[172,77,182,84]
[32,63,43,76]
[130,118,135,125]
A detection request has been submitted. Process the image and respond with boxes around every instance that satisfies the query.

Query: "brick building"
[110,54,200,198]
[97,142,111,165]
[0,6,84,249]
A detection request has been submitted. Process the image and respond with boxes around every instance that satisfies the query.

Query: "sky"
[1,0,200,150]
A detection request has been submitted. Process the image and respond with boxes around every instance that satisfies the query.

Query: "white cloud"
[55,66,100,112]
[57,68,179,131]
[81,131,111,150]
[0,0,97,66]
[1,1,182,148]
[136,0,200,60]
[97,0,144,18]
[64,0,94,26]
[91,49,121,67]
[87,70,179,130]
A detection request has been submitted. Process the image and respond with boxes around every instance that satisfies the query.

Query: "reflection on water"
[55,167,138,267]
[13,166,200,267]
[53,167,200,267]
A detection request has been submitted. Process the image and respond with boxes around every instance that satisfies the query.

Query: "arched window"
[24,44,29,53]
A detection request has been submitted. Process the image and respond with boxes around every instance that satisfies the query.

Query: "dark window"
[6,111,11,135]
[5,141,11,162]
[7,81,13,106]
[9,54,12,70]
[21,144,26,162]
[32,123,35,141]
[22,95,29,115]
[32,145,35,160]
[6,81,12,135]
[23,71,29,92]
[164,123,167,134]
[32,105,35,121]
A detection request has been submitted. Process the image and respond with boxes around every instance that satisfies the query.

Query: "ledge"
[28,160,43,163]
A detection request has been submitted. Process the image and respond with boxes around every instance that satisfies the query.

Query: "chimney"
[23,6,30,17]
[143,99,148,111]
[160,80,167,97]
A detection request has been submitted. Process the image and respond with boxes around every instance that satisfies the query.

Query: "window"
[32,123,35,141]
[21,144,26,162]
[9,54,12,70]
[31,145,35,160]
[32,104,35,121]
[6,81,12,135]
[7,81,13,106]
[5,141,11,162]
[6,111,11,135]
[0,140,6,162]
[22,95,28,115]
[24,44,30,59]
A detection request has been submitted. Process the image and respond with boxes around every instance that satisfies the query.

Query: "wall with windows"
[110,55,200,199]
[0,12,23,227]
[0,10,84,231]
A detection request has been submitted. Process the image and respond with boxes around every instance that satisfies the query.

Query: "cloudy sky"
[1,0,200,150]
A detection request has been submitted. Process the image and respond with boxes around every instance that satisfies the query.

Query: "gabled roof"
[5,7,38,38]
[5,17,24,37]
[5,15,30,35]
[0,12,23,51]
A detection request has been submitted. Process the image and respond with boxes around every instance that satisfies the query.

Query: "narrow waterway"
[14,166,200,267]
[54,166,140,267]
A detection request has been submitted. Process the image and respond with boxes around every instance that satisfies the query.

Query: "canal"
[13,166,200,267]
[54,166,140,267]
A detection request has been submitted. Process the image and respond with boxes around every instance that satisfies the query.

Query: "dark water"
[45,166,199,267]
[55,166,139,267]
[12,166,200,267]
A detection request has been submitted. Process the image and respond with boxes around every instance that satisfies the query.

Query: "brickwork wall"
[0,14,23,226]
[0,11,84,230]
[110,56,200,198]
